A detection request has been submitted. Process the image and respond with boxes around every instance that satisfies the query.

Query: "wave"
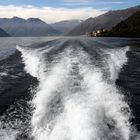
[4,39,137,140]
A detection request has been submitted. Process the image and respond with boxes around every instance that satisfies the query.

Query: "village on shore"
[86,28,109,37]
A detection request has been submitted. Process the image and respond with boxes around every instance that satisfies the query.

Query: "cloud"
[0,5,105,23]
[99,1,125,4]
[64,0,91,2]
[109,1,125,4]
[63,0,92,6]
[64,0,85,1]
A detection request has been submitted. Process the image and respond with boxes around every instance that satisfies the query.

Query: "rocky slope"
[67,5,140,36]
[51,20,82,34]
[108,11,140,37]
[0,28,10,37]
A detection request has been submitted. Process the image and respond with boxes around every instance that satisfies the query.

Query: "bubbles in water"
[1,39,139,140]
[16,42,136,140]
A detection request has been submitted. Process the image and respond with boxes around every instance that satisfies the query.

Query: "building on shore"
[87,28,108,37]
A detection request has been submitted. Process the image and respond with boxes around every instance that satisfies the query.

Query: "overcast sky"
[0,0,139,23]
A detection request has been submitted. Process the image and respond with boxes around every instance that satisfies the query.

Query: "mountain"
[67,5,140,36]
[108,11,140,37]
[51,20,82,34]
[0,28,10,37]
[0,17,60,37]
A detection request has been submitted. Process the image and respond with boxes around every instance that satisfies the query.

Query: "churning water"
[0,37,140,140]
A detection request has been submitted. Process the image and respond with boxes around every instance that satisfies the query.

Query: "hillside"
[67,5,140,36]
[51,20,82,34]
[108,11,140,37]
[0,17,60,37]
[0,28,10,37]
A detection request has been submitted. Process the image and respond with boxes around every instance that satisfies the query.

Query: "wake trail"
[13,39,139,140]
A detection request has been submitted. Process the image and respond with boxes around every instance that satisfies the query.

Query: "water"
[0,37,140,140]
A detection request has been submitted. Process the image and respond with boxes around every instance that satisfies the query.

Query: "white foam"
[0,123,19,140]
[17,44,136,140]
[0,72,7,76]
[82,67,131,140]
[16,46,41,78]
[103,46,130,81]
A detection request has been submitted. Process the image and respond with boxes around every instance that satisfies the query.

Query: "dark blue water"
[0,37,140,140]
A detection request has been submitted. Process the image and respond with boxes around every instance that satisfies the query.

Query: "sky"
[0,0,139,23]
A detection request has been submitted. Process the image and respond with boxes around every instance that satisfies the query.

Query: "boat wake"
[0,38,139,140]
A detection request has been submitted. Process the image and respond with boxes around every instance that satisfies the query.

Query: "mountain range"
[0,28,10,37]
[0,17,60,37]
[0,17,82,37]
[108,11,140,37]
[0,5,140,37]
[51,20,82,34]
[67,5,140,36]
